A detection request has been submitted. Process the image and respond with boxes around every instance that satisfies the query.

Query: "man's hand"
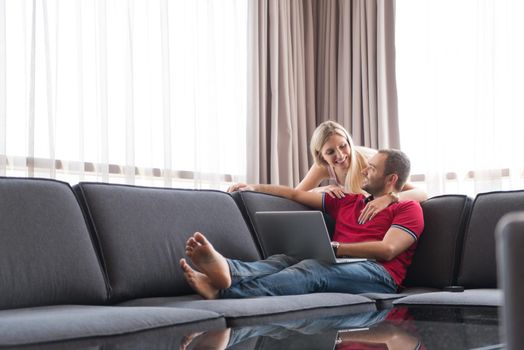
[227,183,256,192]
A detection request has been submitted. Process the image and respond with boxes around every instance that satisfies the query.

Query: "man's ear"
[387,173,399,189]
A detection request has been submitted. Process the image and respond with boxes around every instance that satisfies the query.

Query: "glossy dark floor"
[181,306,504,350]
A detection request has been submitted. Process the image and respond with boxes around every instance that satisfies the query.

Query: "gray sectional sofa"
[1,177,523,348]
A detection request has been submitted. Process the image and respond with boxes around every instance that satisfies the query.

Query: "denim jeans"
[219,254,397,299]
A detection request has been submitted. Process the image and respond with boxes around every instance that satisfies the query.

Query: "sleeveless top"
[326,166,344,187]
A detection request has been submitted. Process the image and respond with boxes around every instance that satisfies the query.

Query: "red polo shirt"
[323,193,424,287]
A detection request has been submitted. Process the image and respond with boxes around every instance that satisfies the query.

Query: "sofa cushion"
[403,195,472,288]
[496,211,524,350]
[0,305,224,346]
[119,293,376,327]
[0,177,107,310]
[457,190,524,288]
[392,289,502,307]
[360,287,437,309]
[74,183,261,302]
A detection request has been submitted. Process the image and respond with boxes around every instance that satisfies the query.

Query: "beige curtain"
[247,0,316,186]
[247,0,399,186]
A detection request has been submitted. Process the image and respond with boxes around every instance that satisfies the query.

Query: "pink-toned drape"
[247,0,399,186]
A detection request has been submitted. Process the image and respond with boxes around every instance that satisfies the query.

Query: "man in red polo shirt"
[180,149,424,299]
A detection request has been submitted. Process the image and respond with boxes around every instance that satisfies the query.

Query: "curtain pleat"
[75,1,85,181]
[160,0,172,187]
[124,1,135,184]
[247,0,259,183]
[337,0,351,129]
[0,0,6,175]
[42,0,56,178]
[95,0,109,182]
[377,0,399,148]
[28,0,36,177]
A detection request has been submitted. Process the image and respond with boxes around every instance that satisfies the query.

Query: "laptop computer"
[253,211,373,264]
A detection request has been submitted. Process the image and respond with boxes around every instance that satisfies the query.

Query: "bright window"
[396,0,524,196]
[0,0,247,190]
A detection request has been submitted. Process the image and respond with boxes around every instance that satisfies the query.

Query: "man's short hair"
[378,149,411,191]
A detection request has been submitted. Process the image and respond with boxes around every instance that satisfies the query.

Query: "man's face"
[361,153,388,196]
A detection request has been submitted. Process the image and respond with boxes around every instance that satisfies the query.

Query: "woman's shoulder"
[311,162,330,177]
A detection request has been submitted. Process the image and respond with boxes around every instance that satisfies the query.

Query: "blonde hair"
[348,147,378,194]
[309,121,366,194]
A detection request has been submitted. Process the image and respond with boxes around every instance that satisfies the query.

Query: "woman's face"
[320,134,351,170]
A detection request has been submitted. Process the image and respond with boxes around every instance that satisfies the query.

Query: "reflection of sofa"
[1,177,522,348]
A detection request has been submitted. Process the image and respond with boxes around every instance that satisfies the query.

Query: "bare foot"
[180,258,219,300]
[179,331,203,350]
[185,232,231,289]
[179,329,231,350]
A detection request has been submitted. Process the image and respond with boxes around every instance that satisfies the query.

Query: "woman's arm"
[295,163,330,191]
[296,163,346,198]
[358,183,427,224]
[398,182,429,202]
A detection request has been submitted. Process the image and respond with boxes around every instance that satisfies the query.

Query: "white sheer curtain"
[397,0,524,197]
[0,0,247,190]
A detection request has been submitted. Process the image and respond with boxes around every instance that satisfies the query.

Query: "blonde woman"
[296,121,427,223]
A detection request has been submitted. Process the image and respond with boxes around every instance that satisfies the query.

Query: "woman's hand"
[311,185,346,199]
[358,194,396,224]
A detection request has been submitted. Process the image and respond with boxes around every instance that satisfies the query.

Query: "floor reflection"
[180,306,502,350]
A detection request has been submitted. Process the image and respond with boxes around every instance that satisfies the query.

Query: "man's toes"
[180,258,191,272]
[193,232,209,246]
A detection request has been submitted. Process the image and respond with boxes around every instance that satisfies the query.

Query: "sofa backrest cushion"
[74,183,261,302]
[0,177,107,310]
[496,211,524,350]
[458,190,524,288]
[403,195,472,288]
[231,191,318,258]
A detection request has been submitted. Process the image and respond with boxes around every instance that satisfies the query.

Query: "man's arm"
[336,227,416,261]
[229,183,323,210]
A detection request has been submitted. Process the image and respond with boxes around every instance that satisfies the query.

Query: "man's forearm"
[337,241,395,261]
[251,184,323,209]
[336,227,416,261]
[252,184,297,199]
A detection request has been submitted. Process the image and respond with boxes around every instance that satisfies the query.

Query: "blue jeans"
[219,254,397,299]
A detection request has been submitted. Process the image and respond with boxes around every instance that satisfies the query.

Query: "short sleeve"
[391,201,424,242]
[322,192,341,218]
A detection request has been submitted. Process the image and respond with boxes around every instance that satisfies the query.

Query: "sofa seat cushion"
[360,287,437,308]
[0,177,107,310]
[393,289,502,307]
[0,305,224,347]
[119,293,376,326]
